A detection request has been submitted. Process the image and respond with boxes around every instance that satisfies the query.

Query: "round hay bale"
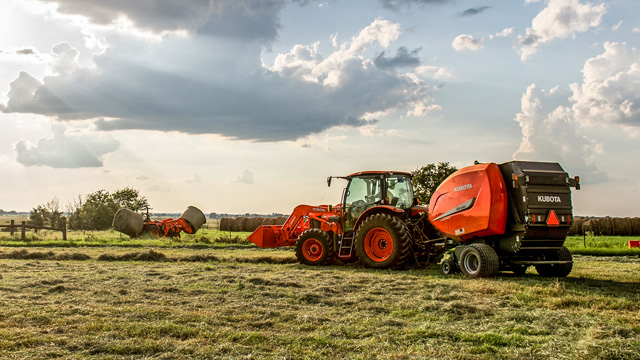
[631,217,640,236]
[180,206,207,232]
[245,217,263,232]
[275,216,288,225]
[112,208,144,237]
[583,219,593,234]
[569,217,584,236]
[219,217,233,231]
[233,217,248,232]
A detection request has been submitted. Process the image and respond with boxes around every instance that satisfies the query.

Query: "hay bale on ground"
[233,217,248,232]
[275,216,288,225]
[245,217,263,232]
[219,217,233,231]
[569,217,584,236]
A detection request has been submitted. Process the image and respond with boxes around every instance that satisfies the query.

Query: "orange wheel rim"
[364,227,393,262]
[302,238,323,262]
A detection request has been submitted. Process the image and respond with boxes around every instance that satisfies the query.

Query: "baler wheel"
[355,214,411,269]
[295,229,332,266]
[535,246,573,277]
[458,244,499,278]
[441,258,457,275]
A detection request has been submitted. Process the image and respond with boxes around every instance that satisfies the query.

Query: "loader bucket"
[248,225,282,248]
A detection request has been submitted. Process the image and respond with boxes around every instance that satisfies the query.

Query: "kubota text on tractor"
[248,161,581,278]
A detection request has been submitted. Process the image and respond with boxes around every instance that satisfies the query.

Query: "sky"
[0,0,639,217]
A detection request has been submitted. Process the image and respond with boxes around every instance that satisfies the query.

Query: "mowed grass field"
[0,243,639,359]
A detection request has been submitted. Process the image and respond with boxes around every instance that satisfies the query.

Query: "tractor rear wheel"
[355,214,411,269]
[458,244,499,278]
[535,246,573,277]
[295,229,332,266]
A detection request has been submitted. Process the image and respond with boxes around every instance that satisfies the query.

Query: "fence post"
[21,221,26,240]
[10,220,14,236]
[62,218,67,241]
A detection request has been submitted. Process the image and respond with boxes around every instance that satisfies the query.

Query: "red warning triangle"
[547,210,560,227]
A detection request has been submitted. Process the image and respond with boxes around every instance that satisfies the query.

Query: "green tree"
[29,197,63,229]
[411,162,458,205]
[112,187,149,212]
[67,188,149,230]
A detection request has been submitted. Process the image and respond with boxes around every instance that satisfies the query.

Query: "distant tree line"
[29,187,149,231]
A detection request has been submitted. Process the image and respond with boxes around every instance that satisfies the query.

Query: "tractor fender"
[354,206,405,231]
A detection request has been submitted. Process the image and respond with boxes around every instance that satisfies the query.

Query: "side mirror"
[327,176,332,187]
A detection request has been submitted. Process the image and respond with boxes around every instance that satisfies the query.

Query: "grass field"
[0,244,639,359]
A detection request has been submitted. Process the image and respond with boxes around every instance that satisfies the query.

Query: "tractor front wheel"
[355,214,411,269]
[295,229,332,266]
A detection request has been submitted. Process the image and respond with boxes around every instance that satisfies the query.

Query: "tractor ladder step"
[338,235,354,257]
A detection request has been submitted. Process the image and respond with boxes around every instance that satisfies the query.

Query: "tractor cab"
[337,171,414,233]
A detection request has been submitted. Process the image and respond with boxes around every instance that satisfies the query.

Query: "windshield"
[342,174,413,231]
[343,175,384,230]
[386,175,413,208]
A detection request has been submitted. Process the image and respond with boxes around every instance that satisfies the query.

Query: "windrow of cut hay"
[219,216,288,232]
[569,217,640,236]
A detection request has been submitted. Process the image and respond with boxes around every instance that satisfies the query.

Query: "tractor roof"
[347,171,412,177]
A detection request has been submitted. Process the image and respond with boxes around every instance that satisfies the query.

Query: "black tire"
[354,213,411,269]
[535,246,573,277]
[441,258,457,275]
[141,224,162,238]
[458,244,499,278]
[295,229,332,266]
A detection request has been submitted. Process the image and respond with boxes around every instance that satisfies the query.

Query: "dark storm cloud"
[379,0,452,11]
[460,6,490,17]
[2,38,429,141]
[39,0,211,33]
[39,0,298,41]
[374,47,421,69]
[1,5,434,142]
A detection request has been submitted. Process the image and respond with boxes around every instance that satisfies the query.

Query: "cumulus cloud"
[233,170,255,184]
[513,84,608,183]
[14,125,120,168]
[488,27,514,39]
[452,34,483,51]
[374,47,421,69]
[49,43,80,76]
[570,42,640,128]
[460,6,490,17]
[1,17,437,141]
[517,0,606,61]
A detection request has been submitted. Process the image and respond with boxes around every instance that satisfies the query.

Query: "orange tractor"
[113,206,207,238]
[248,161,581,278]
